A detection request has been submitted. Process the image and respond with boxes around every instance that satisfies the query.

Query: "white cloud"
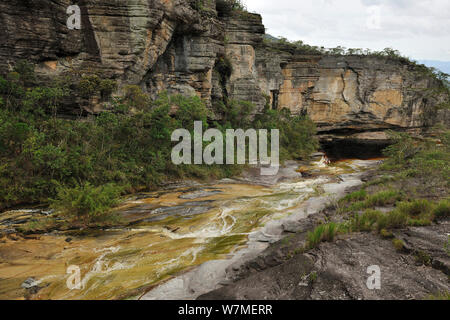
[243,0,450,61]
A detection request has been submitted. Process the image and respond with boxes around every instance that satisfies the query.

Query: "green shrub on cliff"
[214,99,255,129]
[0,62,71,116]
[215,0,247,13]
[254,108,319,161]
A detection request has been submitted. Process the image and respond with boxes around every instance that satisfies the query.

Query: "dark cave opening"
[271,90,279,110]
[320,139,391,162]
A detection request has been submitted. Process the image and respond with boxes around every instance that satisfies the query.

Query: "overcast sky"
[244,0,450,61]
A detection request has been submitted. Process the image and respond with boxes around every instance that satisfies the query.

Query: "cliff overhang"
[0,0,448,144]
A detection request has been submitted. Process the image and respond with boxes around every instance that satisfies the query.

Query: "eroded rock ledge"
[197,195,449,300]
[1,0,449,141]
[198,225,449,300]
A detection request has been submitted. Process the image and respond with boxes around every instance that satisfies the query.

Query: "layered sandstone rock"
[0,0,448,141]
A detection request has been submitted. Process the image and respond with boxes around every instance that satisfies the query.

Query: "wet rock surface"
[238,161,303,186]
[0,209,51,236]
[2,159,446,300]
[198,208,449,300]
[179,189,223,200]
[21,277,44,295]
[199,228,449,300]
[123,200,215,223]
[141,160,381,300]
[394,223,450,276]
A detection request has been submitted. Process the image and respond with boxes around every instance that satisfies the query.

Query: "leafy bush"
[254,108,318,160]
[381,130,449,192]
[77,74,117,100]
[382,132,421,167]
[51,183,123,223]
[173,94,209,130]
[280,115,318,160]
[121,85,150,110]
[214,99,255,129]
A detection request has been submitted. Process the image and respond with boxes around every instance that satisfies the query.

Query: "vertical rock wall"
[0,0,448,138]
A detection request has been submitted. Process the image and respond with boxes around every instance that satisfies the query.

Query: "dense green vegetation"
[0,62,318,224]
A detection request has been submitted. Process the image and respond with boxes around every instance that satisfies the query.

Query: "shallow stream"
[0,158,380,299]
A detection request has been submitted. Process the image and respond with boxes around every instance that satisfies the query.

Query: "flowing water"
[0,158,378,300]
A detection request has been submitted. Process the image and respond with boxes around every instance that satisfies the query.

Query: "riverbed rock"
[179,189,223,200]
[141,167,373,300]
[21,277,43,295]
[239,161,303,186]
[199,227,450,300]
[21,277,38,289]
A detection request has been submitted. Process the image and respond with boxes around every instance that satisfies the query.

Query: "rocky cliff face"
[1,0,448,141]
[255,50,449,143]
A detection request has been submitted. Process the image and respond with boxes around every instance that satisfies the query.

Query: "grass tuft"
[339,190,403,214]
[306,222,338,249]
[380,229,394,239]
[415,250,432,266]
[396,200,433,217]
[341,190,367,203]
[392,238,405,252]
[433,199,450,220]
